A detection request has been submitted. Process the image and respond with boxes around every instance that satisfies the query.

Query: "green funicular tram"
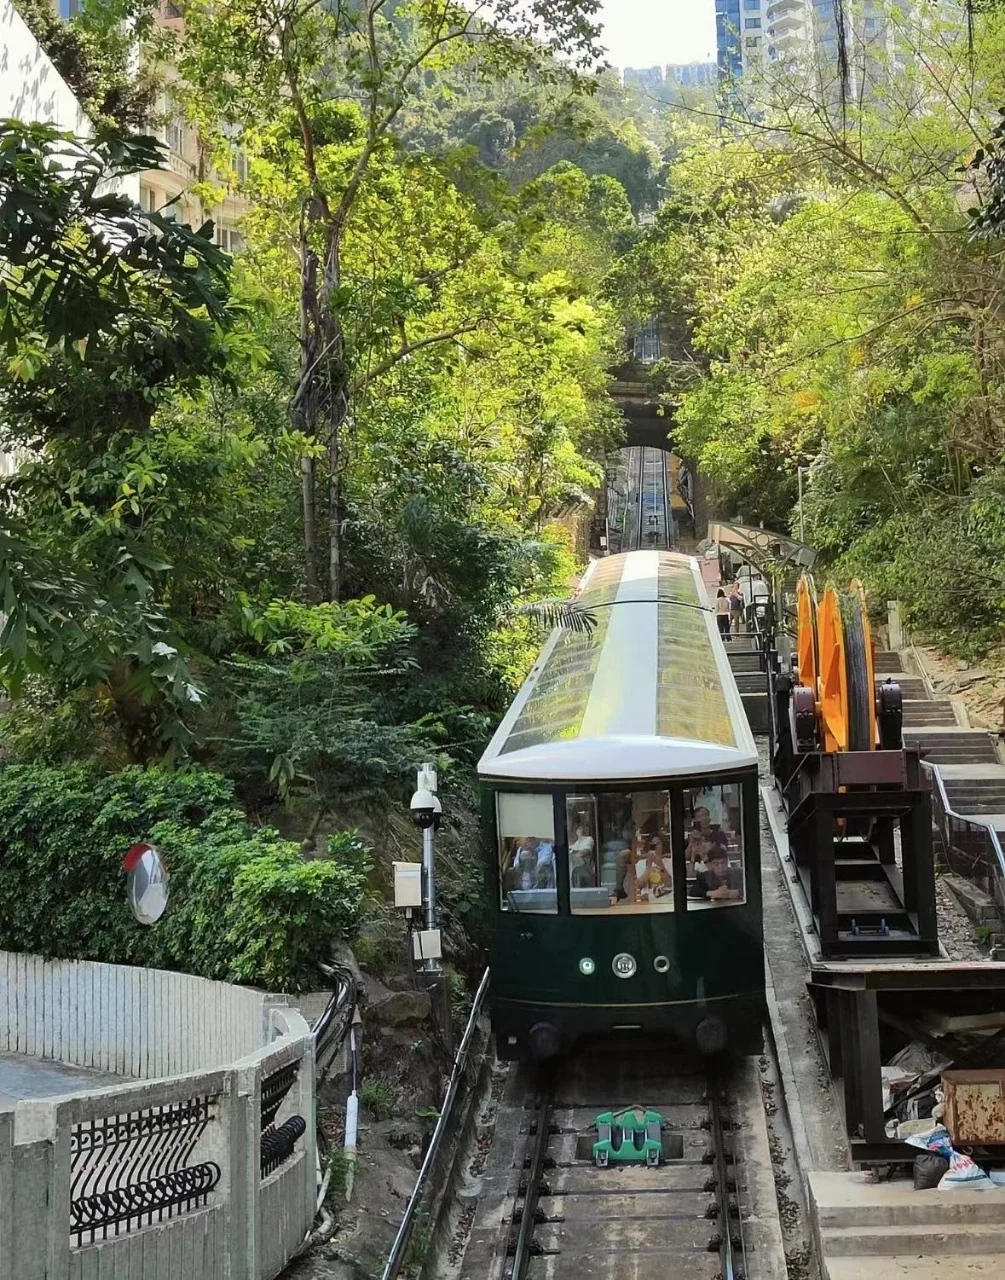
[478,550,766,1062]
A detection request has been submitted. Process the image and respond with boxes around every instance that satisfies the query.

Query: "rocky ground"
[915,644,1005,734]
[285,958,453,1280]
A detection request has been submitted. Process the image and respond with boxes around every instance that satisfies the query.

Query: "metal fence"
[926,761,1005,921]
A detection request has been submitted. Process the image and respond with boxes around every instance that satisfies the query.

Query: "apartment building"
[717,0,769,78]
[138,4,248,250]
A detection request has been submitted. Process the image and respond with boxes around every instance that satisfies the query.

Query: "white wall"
[0,0,140,199]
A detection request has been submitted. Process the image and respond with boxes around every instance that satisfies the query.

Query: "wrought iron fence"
[69,1097,221,1246]
[925,761,1005,919]
[260,1060,303,1179]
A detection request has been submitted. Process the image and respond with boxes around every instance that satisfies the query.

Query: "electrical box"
[393,861,422,910]
[412,929,442,962]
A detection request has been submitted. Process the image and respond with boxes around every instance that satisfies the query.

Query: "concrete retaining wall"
[0,950,286,1078]
[0,954,315,1280]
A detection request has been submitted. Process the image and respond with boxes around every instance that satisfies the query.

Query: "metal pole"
[422,826,436,938]
[798,467,805,543]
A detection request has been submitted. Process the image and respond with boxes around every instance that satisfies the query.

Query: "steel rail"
[381,968,490,1280]
[510,1087,553,1280]
[661,450,673,549]
[635,447,646,551]
[708,1080,743,1280]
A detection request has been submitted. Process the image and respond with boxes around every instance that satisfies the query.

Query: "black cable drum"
[841,591,872,753]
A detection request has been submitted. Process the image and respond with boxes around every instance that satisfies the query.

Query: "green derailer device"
[592,1107,664,1168]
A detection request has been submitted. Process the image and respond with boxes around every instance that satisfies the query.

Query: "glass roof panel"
[497,552,738,757]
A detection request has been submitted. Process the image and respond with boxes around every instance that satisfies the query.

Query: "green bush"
[0,764,371,990]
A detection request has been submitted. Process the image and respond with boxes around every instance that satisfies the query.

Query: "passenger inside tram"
[685,782,744,906]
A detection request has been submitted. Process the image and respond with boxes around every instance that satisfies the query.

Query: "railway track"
[470,1046,745,1280]
[629,447,673,552]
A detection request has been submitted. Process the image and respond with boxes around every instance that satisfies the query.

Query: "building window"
[744,0,760,8]
[165,114,185,155]
[633,317,661,365]
[746,35,761,45]
[863,16,877,29]
[214,224,245,253]
[744,17,761,28]
[59,0,81,16]
[234,148,248,183]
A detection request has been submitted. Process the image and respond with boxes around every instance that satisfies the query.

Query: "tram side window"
[497,792,557,914]
[567,790,673,913]
[685,782,745,907]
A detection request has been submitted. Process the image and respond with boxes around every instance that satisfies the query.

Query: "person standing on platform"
[729,584,745,635]
[715,589,731,639]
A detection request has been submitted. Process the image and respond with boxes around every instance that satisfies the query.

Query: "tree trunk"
[302,453,317,596]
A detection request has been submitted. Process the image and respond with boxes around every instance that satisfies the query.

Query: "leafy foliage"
[0,765,371,990]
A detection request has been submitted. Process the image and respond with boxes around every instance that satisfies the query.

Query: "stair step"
[820,1224,1005,1257]
[824,1258,1005,1280]
[875,651,903,672]
[810,1172,1005,1229]
[905,733,999,765]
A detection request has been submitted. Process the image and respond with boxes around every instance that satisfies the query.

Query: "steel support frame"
[784,752,938,960]
[811,964,1005,1167]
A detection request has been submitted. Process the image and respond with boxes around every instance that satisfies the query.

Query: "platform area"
[810,1171,1005,1279]
[0,1050,124,1104]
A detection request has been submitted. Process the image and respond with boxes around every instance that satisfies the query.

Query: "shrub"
[0,764,371,990]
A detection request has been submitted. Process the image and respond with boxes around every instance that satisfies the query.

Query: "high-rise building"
[623,66,667,94]
[665,62,717,89]
[717,0,769,79]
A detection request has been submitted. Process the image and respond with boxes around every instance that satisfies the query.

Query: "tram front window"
[567,790,672,914]
[685,782,745,907]
[497,792,557,913]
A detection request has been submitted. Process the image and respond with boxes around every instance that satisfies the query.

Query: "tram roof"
[478,550,758,784]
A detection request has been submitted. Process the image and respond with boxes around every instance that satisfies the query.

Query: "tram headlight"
[612,952,637,979]
[579,957,596,976]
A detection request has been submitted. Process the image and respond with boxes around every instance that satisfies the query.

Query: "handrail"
[381,968,490,1280]
[923,759,1005,913]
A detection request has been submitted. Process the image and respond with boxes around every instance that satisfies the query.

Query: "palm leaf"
[512,598,597,635]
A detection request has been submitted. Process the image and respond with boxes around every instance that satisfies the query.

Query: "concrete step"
[821,1224,1005,1256]
[733,672,768,692]
[727,652,763,672]
[905,732,1000,765]
[824,1256,1005,1280]
[809,1172,1005,1229]
[902,701,958,726]
[878,676,929,699]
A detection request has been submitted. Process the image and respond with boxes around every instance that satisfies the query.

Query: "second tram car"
[478,550,764,1060]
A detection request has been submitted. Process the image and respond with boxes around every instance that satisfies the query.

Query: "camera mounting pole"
[408,763,443,974]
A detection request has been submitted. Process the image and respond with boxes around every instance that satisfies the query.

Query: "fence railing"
[925,761,1005,922]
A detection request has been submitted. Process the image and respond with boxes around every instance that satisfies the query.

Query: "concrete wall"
[0,951,292,1078]
[0,0,91,135]
[0,954,315,1280]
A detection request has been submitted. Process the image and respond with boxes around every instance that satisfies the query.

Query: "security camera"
[410,788,437,829]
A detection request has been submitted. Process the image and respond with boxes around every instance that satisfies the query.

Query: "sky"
[597,0,716,69]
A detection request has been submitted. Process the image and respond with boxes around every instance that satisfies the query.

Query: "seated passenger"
[690,850,743,903]
[535,838,555,887]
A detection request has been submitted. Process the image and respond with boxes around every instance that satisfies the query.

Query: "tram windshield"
[565,782,745,913]
[497,783,746,914]
[567,790,673,914]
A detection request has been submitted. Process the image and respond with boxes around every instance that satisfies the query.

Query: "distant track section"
[623,446,674,552]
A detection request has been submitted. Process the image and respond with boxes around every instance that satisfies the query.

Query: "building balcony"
[769,27,806,48]
[769,11,804,34]
[766,0,803,18]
